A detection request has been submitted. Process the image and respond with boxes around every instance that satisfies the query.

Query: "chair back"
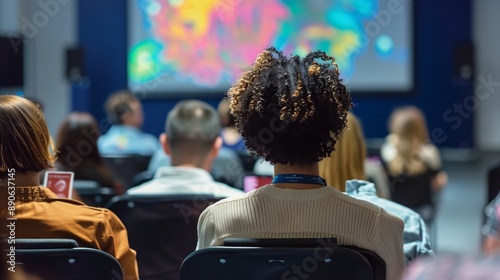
[107,194,222,280]
[132,169,156,186]
[74,180,116,207]
[7,238,123,280]
[388,172,434,208]
[102,154,152,190]
[15,238,79,249]
[181,238,386,280]
[387,171,435,223]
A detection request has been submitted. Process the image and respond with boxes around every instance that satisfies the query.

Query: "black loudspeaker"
[65,47,85,81]
[453,42,474,81]
[0,36,24,87]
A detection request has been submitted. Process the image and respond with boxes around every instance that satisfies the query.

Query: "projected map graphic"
[129,0,412,93]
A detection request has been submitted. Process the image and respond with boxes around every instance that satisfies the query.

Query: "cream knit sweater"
[197,184,406,280]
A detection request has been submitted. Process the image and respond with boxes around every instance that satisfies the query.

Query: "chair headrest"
[14,238,79,249]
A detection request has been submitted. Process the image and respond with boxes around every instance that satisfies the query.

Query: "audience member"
[196,47,405,280]
[317,112,389,198]
[365,155,392,199]
[255,113,390,196]
[128,99,244,197]
[486,160,500,215]
[318,112,367,191]
[381,105,447,223]
[147,136,245,189]
[347,180,434,263]
[98,90,159,155]
[0,95,139,279]
[483,191,500,256]
[217,96,247,154]
[54,112,120,191]
[319,112,433,264]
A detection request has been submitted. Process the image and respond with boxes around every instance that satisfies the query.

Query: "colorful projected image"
[128,0,412,93]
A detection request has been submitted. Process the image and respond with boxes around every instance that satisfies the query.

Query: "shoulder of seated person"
[341,191,403,224]
[419,143,439,155]
[205,190,253,207]
[377,206,405,227]
[49,197,111,213]
[380,136,397,161]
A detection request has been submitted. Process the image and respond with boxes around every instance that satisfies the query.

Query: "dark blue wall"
[78,0,128,131]
[78,0,474,148]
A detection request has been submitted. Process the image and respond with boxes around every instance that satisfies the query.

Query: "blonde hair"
[387,106,429,176]
[0,95,56,178]
[319,112,366,191]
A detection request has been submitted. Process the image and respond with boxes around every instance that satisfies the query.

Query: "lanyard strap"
[272,174,327,187]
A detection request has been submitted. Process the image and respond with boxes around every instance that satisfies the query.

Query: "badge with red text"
[43,171,74,199]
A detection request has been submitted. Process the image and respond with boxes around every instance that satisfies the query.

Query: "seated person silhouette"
[255,112,391,199]
[483,191,500,257]
[98,90,159,155]
[0,95,138,279]
[381,106,447,224]
[320,112,434,265]
[147,138,245,189]
[54,112,119,191]
[196,47,405,280]
[127,100,244,197]
[146,98,246,189]
[217,96,247,154]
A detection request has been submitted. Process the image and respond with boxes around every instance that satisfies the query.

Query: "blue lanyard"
[272,174,327,187]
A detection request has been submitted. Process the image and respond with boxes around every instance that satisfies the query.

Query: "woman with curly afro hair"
[196,47,405,280]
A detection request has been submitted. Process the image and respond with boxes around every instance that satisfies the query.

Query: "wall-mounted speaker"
[65,47,85,81]
[453,42,474,82]
[0,36,24,88]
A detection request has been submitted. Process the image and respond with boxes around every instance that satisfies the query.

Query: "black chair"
[180,238,386,280]
[15,238,79,249]
[74,180,116,207]
[7,238,123,280]
[387,171,436,225]
[102,154,152,190]
[132,169,155,186]
[106,194,222,280]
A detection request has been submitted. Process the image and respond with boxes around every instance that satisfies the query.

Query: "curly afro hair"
[228,47,352,165]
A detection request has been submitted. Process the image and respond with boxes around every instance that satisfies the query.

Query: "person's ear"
[211,136,222,158]
[160,133,172,156]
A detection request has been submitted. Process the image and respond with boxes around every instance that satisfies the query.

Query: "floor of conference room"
[433,150,500,255]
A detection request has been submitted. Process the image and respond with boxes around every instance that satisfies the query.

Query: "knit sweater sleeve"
[374,208,406,280]
[196,205,216,250]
